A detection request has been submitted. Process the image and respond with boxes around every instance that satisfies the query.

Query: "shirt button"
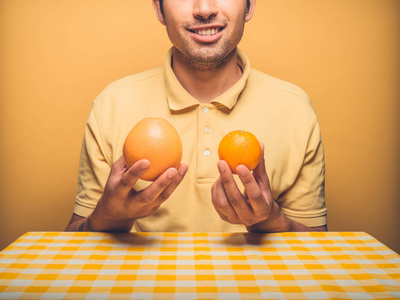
[203,107,209,113]
[203,149,210,156]
[204,126,210,134]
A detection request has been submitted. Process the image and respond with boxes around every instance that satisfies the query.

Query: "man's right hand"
[67,156,188,232]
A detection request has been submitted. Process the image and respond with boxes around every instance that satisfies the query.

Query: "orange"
[123,117,183,181]
[218,130,262,174]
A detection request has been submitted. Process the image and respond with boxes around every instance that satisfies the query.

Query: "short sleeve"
[277,118,327,227]
[73,102,111,217]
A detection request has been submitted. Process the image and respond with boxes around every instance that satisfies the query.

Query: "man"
[66,0,327,233]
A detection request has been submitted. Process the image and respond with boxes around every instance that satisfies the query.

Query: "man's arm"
[65,214,90,232]
[211,143,327,232]
[245,205,327,232]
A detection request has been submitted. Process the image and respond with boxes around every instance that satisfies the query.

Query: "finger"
[154,163,188,206]
[211,181,229,222]
[213,175,241,224]
[119,159,151,191]
[137,167,179,204]
[217,160,253,217]
[111,156,128,177]
[236,164,267,214]
[211,178,233,222]
[253,143,271,190]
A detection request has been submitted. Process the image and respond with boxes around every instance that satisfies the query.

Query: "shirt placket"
[197,104,217,182]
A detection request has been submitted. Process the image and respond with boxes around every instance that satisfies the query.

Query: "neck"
[171,47,243,103]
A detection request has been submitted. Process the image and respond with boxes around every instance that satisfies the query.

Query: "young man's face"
[154,0,255,68]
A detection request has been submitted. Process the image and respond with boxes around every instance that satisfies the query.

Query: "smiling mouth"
[189,27,223,36]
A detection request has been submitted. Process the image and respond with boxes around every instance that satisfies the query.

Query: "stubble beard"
[172,23,243,72]
[173,43,237,72]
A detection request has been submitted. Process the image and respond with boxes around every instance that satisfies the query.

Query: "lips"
[188,25,225,43]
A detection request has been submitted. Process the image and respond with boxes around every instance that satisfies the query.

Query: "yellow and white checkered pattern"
[0,232,399,299]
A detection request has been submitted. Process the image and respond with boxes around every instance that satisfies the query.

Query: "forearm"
[65,216,92,232]
[247,202,327,233]
[88,207,134,232]
[273,214,327,232]
[65,211,133,233]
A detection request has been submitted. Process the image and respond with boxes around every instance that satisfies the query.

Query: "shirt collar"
[165,48,250,112]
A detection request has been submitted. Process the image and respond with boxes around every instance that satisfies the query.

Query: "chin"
[189,46,235,63]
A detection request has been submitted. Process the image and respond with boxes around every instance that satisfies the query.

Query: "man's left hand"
[211,143,286,231]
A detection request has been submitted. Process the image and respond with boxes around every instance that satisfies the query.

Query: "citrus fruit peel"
[218,130,262,174]
[123,117,183,181]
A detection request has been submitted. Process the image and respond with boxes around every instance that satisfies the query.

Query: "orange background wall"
[1,1,399,253]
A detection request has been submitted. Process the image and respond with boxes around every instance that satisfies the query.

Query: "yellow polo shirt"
[74,48,327,232]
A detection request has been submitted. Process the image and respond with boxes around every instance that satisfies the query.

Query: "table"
[0,232,399,300]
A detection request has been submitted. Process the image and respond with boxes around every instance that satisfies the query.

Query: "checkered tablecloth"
[0,232,399,299]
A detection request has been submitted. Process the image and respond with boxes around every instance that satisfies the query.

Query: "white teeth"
[195,28,220,36]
